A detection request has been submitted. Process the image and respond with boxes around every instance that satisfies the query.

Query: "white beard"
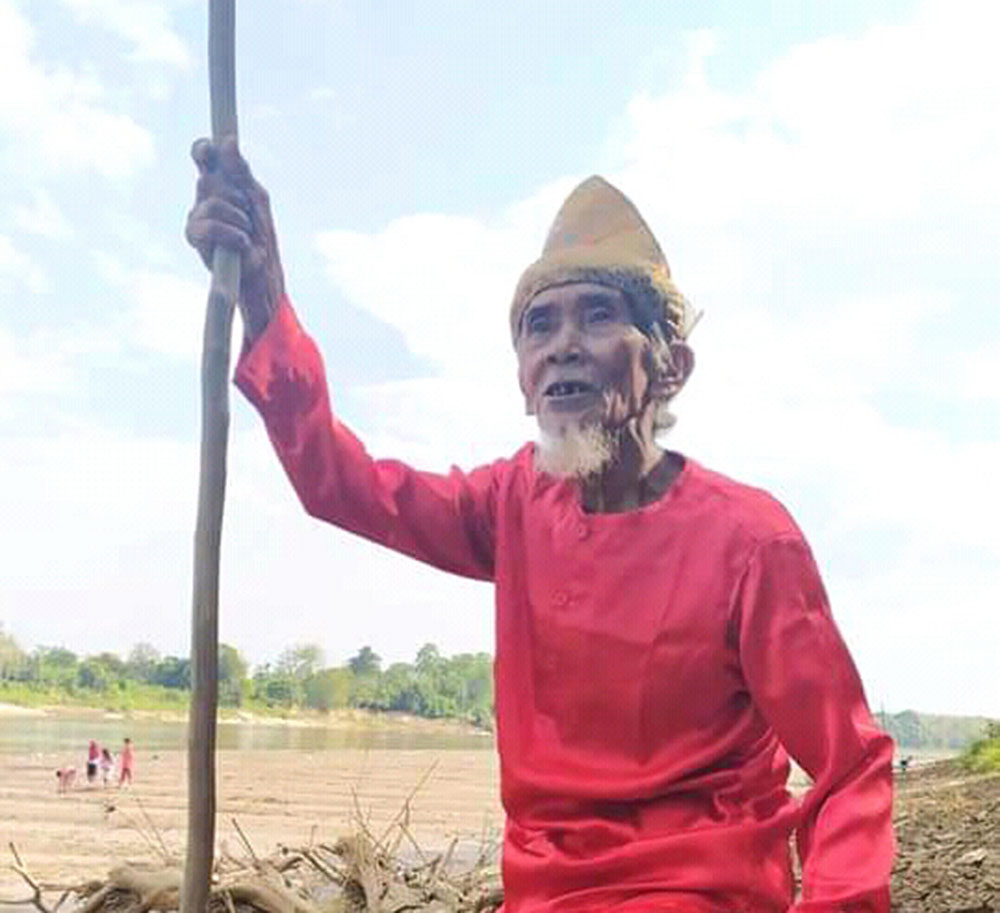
[534,423,618,479]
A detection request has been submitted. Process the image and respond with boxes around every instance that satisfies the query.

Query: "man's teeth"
[547,381,591,396]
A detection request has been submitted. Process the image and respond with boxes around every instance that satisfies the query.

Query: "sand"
[0,747,503,895]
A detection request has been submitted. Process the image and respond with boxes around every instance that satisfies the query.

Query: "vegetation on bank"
[0,625,493,729]
[960,721,1000,773]
[876,708,994,750]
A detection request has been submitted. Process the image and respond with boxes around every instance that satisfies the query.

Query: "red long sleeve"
[235,298,500,580]
[736,536,895,911]
[235,297,895,911]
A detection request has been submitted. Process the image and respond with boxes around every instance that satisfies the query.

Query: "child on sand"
[86,740,99,784]
[99,747,114,787]
[118,737,134,788]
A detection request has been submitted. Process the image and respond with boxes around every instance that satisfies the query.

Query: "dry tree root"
[67,816,503,913]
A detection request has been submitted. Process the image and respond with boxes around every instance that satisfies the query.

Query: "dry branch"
[68,810,502,913]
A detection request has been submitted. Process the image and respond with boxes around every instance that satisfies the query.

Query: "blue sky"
[0,0,996,716]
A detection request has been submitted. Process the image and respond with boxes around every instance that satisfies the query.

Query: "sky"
[0,0,997,717]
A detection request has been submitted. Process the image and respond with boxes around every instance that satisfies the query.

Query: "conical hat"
[510,176,700,342]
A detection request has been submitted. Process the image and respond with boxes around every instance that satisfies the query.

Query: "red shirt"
[235,299,894,912]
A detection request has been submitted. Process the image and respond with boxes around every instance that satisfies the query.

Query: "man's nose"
[546,321,584,363]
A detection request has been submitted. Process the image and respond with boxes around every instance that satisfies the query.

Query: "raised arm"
[233,299,500,579]
[735,535,895,912]
[185,139,500,579]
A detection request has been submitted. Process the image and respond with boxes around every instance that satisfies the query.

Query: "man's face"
[516,282,655,439]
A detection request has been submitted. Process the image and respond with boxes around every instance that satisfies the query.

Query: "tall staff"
[182,2,239,911]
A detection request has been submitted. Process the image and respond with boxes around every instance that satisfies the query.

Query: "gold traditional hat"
[510,176,700,343]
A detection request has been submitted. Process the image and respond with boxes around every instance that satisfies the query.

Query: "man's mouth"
[544,380,598,398]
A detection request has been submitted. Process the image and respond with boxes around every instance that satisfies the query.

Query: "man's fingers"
[191,138,218,176]
[186,218,251,257]
[195,172,250,207]
[197,197,253,233]
[192,135,257,191]
[218,135,255,185]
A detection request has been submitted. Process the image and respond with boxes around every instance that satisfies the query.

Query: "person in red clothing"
[86,739,100,785]
[186,137,895,912]
[118,737,134,788]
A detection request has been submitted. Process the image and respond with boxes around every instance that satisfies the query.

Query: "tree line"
[876,708,995,750]
[0,625,494,729]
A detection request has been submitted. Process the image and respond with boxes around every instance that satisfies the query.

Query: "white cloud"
[0,326,71,399]
[616,1,1000,228]
[315,175,575,379]
[0,0,154,179]
[13,189,75,240]
[0,234,48,294]
[129,269,213,358]
[93,253,219,359]
[57,0,191,68]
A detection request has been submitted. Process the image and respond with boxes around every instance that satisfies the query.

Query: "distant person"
[899,755,913,775]
[99,747,115,787]
[55,766,76,793]
[118,737,134,788]
[86,740,100,785]
[187,138,896,911]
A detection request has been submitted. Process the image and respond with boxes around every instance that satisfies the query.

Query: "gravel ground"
[890,759,999,911]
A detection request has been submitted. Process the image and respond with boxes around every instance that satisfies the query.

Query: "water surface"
[0,713,493,754]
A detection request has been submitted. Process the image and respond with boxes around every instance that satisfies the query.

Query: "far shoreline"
[0,700,493,735]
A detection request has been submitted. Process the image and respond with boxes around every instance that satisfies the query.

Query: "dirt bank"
[891,759,999,911]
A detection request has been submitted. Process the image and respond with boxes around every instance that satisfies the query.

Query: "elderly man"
[187,138,894,912]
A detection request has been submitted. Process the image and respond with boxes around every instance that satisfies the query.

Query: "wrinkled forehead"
[519,280,651,336]
[526,281,626,308]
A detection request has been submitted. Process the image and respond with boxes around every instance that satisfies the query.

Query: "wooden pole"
[181,2,239,912]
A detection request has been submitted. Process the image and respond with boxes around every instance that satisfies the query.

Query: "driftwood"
[65,815,503,913]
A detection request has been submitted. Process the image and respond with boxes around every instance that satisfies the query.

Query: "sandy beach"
[0,746,502,895]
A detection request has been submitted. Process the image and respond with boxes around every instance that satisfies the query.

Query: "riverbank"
[0,700,487,734]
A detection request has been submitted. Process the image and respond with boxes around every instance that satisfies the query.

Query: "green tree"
[0,625,28,681]
[77,659,112,691]
[348,646,382,708]
[348,646,381,677]
[218,643,248,707]
[277,644,325,682]
[415,643,442,676]
[126,643,161,683]
[92,652,126,683]
[303,667,351,711]
[152,655,191,689]
[263,676,296,708]
[32,646,78,688]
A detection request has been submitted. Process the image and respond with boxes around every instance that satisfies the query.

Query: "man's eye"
[586,305,613,323]
[525,312,553,334]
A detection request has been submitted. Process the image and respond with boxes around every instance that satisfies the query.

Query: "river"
[0,711,494,754]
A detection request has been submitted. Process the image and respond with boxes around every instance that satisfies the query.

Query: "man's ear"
[651,341,695,399]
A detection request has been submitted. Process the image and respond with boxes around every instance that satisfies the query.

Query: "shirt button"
[553,591,569,607]
[576,523,589,540]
